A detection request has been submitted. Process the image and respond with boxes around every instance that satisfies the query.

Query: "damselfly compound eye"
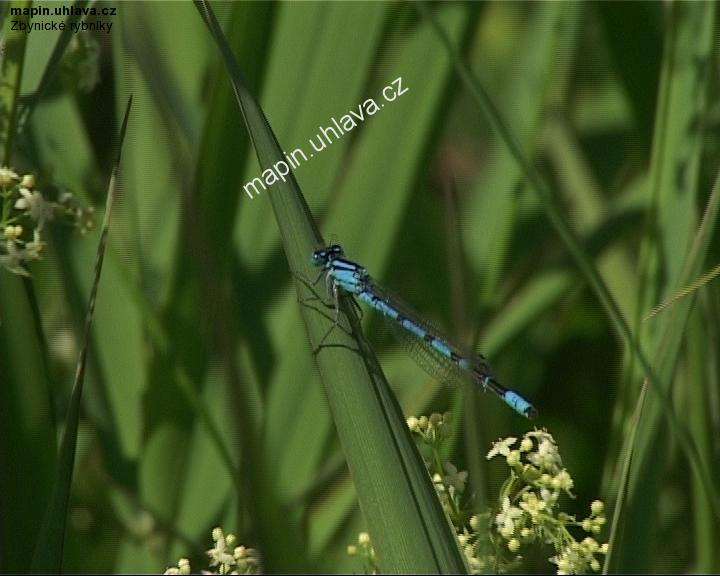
[311,244,345,266]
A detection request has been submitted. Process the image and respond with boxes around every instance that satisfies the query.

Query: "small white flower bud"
[583,537,599,553]
[178,558,191,575]
[506,450,521,467]
[0,167,19,186]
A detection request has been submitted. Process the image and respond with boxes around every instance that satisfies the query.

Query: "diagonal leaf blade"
[30,97,132,573]
[194,1,467,572]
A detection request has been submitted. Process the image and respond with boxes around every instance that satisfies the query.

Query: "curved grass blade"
[420,0,720,521]
[30,97,132,572]
[613,3,718,569]
[606,167,720,571]
[193,1,468,571]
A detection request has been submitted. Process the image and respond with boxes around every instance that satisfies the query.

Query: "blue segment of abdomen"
[428,337,453,359]
[503,391,533,417]
[358,290,467,368]
[360,291,431,341]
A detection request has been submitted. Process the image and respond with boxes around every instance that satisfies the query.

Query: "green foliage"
[1,1,719,573]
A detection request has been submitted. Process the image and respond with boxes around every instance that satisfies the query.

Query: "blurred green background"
[1,0,719,573]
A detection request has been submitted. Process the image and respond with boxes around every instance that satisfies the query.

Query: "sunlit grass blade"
[194,0,468,571]
[30,97,132,572]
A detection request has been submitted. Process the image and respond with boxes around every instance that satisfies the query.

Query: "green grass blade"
[614,3,718,569]
[422,0,720,526]
[0,5,57,571]
[646,262,720,320]
[194,1,467,571]
[603,381,647,574]
[1,0,69,429]
[608,165,720,571]
[263,0,471,520]
[15,0,90,133]
[686,311,718,571]
[234,5,389,515]
[0,0,31,162]
[30,97,132,572]
[0,277,57,572]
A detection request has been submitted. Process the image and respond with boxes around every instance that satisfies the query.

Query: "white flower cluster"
[349,420,608,574]
[346,531,377,574]
[163,527,260,575]
[479,429,608,574]
[406,412,452,444]
[0,166,94,276]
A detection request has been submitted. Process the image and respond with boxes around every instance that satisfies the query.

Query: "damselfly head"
[311,244,344,266]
